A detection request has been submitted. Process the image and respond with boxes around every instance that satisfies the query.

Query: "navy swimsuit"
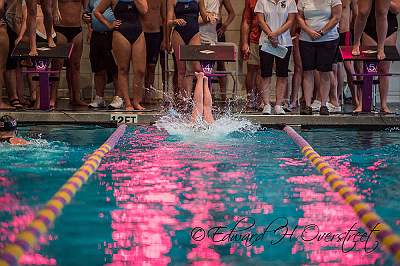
[174,0,199,44]
[114,0,142,44]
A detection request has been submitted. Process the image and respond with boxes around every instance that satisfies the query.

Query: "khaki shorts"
[248,42,260,66]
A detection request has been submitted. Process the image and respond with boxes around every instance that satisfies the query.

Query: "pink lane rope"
[0,125,126,266]
[283,125,400,263]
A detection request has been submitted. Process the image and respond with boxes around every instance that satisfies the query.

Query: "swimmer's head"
[0,115,17,134]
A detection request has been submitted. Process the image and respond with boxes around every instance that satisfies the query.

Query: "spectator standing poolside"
[297,0,342,116]
[358,0,400,114]
[52,0,87,108]
[85,0,121,109]
[255,0,297,115]
[142,0,163,104]
[198,0,234,102]
[240,0,261,111]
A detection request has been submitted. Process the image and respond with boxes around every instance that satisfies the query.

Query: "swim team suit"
[199,0,222,44]
[54,26,82,42]
[88,0,117,78]
[114,0,142,44]
[364,1,398,42]
[145,29,163,65]
[255,0,297,77]
[174,0,199,45]
[243,0,261,65]
[297,0,341,72]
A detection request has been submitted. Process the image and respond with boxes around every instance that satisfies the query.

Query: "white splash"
[155,109,259,140]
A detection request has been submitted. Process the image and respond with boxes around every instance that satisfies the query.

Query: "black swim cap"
[0,115,17,131]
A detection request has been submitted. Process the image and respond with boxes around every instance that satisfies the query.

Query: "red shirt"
[242,0,261,44]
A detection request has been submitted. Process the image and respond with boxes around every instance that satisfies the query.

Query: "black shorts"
[144,31,162,65]
[259,46,292,77]
[89,31,117,78]
[6,25,18,70]
[299,38,339,72]
[216,22,226,42]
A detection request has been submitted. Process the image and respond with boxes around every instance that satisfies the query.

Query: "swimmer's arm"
[198,0,209,24]
[94,0,115,29]
[166,0,176,26]
[9,137,30,145]
[318,4,341,35]
[240,1,251,46]
[16,1,27,43]
[133,0,148,15]
[390,0,400,15]
[221,0,235,30]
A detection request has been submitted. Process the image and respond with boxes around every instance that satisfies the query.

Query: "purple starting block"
[340,46,400,112]
[178,44,238,96]
[12,42,73,110]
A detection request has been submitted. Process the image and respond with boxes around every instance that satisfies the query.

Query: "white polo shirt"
[254,0,298,47]
[297,0,342,42]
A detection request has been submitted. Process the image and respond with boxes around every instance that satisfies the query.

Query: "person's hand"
[15,37,22,46]
[269,37,279,47]
[174,19,186,26]
[217,23,227,37]
[307,29,321,40]
[108,20,121,30]
[241,42,250,60]
[82,12,91,24]
[206,12,217,24]
[53,9,62,24]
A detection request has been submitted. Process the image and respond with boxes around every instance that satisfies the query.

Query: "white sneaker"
[89,95,105,108]
[274,105,286,115]
[108,96,124,109]
[311,100,321,111]
[262,104,272,114]
[327,102,341,112]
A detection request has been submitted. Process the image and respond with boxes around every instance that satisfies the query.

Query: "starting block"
[12,42,73,110]
[340,46,400,112]
[178,43,239,98]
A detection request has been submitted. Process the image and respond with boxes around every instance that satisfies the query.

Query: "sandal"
[9,99,25,110]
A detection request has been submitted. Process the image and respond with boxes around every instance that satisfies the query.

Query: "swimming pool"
[0,124,399,265]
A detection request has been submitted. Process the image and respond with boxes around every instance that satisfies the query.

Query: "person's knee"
[118,65,129,76]
[134,66,145,78]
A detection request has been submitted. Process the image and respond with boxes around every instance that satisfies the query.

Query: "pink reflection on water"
[280,155,383,265]
[0,176,57,265]
[100,129,272,265]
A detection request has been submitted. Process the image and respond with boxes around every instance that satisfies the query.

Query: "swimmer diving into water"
[0,115,29,145]
[191,72,214,124]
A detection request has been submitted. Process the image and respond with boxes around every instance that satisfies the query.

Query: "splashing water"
[155,108,259,140]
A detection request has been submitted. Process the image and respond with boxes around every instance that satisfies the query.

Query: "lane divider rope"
[282,125,400,263]
[0,124,127,266]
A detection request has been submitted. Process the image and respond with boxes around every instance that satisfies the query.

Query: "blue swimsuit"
[174,0,199,44]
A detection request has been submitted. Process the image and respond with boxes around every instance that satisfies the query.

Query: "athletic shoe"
[89,96,105,108]
[327,102,341,113]
[320,105,330,115]
[311,100,321,111]
[108,96,123,109]
[262,104,272,114]
[286,103,297,112]
[274,105,286,115]
[300,106,313,115]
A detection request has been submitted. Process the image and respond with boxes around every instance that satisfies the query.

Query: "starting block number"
[110,114,138,124]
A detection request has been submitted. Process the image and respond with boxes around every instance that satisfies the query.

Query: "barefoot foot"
[380,106,390,113]
[0,102,15,110]
[48,38,56,48]
[351,44,360,56]
[29,48,38,56]
[125,105,134,111]
[133,104,145,110]
[71,100,88,106]
[353,105,362,113]
[377,48,386,60]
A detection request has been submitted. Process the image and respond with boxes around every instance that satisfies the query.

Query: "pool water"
[0,125,399,265]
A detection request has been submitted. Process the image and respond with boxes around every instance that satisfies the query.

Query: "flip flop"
[9,99,25,110]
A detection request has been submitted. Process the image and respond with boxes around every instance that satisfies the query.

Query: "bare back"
[57,0,82,27]
[141,0,162,32]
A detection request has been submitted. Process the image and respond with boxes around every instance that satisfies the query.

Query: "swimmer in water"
[0,115,29,145]
[191,71,214,124]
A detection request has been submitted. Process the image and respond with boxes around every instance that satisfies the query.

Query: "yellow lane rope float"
[0,125,127,266]
[283,125,400,263]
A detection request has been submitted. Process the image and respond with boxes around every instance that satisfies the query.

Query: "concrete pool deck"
[1,109,400,128]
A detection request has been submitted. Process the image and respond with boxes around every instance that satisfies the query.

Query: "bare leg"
[112,31,133,110]
[26,0,38,56]
[276,77,287,106]
[171,32,187,103]
[302,70,314,107]
[186,34,202,100]
[94,70,107,97]
[203,75,214,124]
[329,64,339,106]
[259,76,271,107]
[375,0,390,60]
[290,37,302,107]
[69,32,86,105]
[144,62,156,103]
[0,25,12,109]
[41,0,56,48]
[191,72,204,122]
[245,64,259,108]
[319,71,330,107]
[131,33,146,110]
[217,61,227,102]
[352,0,373,56]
